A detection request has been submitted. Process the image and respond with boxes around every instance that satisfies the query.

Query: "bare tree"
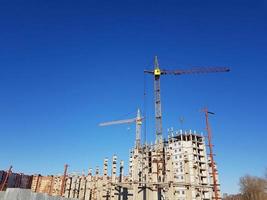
[223,193,243,200]
[239,175,267,200]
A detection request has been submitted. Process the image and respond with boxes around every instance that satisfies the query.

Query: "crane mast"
[153,56,163,144]
[135,108,142,148]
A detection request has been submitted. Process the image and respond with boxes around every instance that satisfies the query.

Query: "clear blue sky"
[0,0,266,195]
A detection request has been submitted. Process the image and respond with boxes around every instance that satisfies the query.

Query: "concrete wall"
[0,188,77,200]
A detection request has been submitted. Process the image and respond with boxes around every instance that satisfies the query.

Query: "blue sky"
[0,0,266,194]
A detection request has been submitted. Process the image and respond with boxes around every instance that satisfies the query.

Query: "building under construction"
[0,57,229,200]
[27,129,220,200]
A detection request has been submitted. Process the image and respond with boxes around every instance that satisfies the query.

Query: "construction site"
[0,57,230,200]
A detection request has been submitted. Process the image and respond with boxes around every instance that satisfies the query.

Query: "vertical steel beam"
[34,174,41,193]
[60,164,68,196]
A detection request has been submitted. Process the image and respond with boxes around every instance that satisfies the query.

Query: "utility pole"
[60,164,68,196]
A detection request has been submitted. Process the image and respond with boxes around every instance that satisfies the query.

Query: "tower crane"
[203,108,220,200]
[144,56,230,145]
[99,109,143,149]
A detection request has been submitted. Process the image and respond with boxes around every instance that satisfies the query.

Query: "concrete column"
[95,166,99,180]
[64,176,72,198]
[132,149,139,200]
[69,176,74,198]
[78,176,86,200]
[165,148,174,200]
[102,158,108,199]
[84,169,92,200]
[103,158,108,182]
[48,176,53,195]
[119,160,124,182]
[133,149,139,183]
[129,150,133,181]
[110,155,117,200]
[111,155,117,183]
[88,168,92,180]
[71,175,78,198]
